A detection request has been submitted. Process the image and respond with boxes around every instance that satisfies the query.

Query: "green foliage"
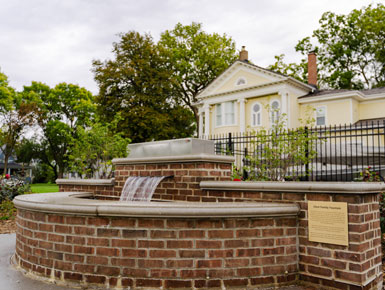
[0,199,16,220]
[159,22,237,130]
[67,120,131,178]
[271,4,385,89]
[267,54,307,83]
[93,31,195,142]
[245,108,318,181]
[22,82,96,178]
[32,163,56,183]
[0,73,40,174]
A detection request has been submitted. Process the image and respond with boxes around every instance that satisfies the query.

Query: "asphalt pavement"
[0,233,78,290]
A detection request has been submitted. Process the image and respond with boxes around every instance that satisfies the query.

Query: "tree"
[0,72,39,174]
[92,31,195,143]
[22,82,95,178]
[267,54,307,83]
[67,120,130,178]
[159,22,237,133]
[271,4,385,89]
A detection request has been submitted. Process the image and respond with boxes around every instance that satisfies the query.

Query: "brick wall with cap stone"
[200,181,383,290]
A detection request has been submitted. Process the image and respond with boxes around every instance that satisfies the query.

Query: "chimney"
[307,52,317,87]
[239,46,248,61]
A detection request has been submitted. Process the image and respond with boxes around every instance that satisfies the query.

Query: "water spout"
[120,176,169,202]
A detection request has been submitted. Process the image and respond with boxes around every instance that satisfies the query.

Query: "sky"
[0,0,378,94]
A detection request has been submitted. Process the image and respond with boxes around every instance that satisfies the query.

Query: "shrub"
[0,175,30,203]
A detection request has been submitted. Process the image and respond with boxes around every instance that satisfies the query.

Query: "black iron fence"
[205,120,385,181]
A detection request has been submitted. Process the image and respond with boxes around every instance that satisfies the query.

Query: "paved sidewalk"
[0,233,315,290]
[0,234,77,290]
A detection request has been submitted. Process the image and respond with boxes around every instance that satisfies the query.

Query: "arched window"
[235,77,246,86]
[270,100,280,124]
[252,102,262,126]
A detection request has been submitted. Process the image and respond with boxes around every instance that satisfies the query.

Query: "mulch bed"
[0,218,16,234]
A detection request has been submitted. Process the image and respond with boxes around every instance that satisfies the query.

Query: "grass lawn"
[31,183,59,193]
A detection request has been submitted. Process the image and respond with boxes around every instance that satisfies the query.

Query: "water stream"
[120,176,168,202]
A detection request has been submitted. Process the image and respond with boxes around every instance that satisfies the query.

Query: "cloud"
[0,0,376,94]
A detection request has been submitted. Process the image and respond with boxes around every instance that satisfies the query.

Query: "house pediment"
[197,61,286,99]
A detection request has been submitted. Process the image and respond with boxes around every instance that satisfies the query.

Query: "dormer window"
[235,77,246,86]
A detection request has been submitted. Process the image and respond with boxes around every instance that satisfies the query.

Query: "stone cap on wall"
[56,179,115,186]
[200,181,385,194]
[127,138,215,158]
[13,192,299,218]
[112,154,235,165]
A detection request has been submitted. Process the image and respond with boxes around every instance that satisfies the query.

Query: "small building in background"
[195,46,385,137]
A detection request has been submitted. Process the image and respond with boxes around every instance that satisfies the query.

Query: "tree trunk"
[3,155,9,175]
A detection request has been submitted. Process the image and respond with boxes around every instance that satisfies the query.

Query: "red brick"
[136,279,162,287]
[48,215,65,223]
[307,247,331,257]
[223,279,248,287]
[251,256,275,265]
[96,247,119,256]
[208,230,234,239]
[73,226,95,235]
[74,246,94,255]
[66,216,86,225]
[122,249,147,257]
[208,249,233,258]
[196,240,222,248]
[138,259,164,268]
[138,219,165,228]
[164,280,192,288]
[48,234,64,242]
[88,217,109,226]
[85,275,106,284]
[167,240,193,248]
[150,230,175,239]
[262,228,283,237]
[87,256,108,265]
[179,230,205,238]
[96,266,120,276]
[149,250,176,258]
[111,219,136,227]
[237,267,261,277]
[180,270,207,278]
[110,258,135,267]
[88,237,109,247]
[64,272,82,281]
[251,239,274,247]
[166,259,193,268]
[308,265,332,277]
[225,258,249,267]
[138,240,163,248]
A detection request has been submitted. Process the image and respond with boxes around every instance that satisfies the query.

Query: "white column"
[238,98,246,133]
[204,105,210,137]
[198,110,204,138]
[279,90,289,127]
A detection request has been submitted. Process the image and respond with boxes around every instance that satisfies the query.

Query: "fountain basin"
[14,192,299,289]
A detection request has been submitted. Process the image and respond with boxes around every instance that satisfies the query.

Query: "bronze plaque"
[308,201,348,246]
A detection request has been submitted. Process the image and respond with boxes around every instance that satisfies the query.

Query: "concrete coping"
[13,192,299,218]
[112,154,235,165]
[200,181,385,194]
[55,179,115,186]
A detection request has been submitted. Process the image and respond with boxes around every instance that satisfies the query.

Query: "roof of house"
[299,87,385,99]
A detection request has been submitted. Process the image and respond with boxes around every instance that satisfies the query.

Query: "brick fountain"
[13,138,384,289]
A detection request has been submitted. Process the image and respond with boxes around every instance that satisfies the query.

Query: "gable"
[198,61,285,99]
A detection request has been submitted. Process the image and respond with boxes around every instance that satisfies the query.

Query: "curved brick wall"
[15,208,298,289]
